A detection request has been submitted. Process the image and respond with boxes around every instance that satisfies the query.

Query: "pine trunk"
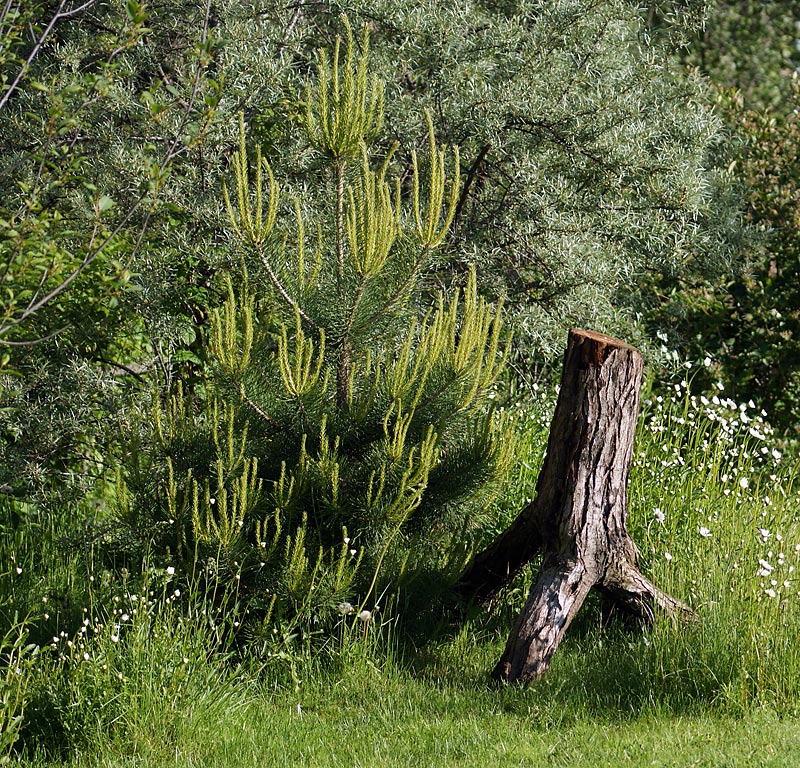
[457,328,691,684]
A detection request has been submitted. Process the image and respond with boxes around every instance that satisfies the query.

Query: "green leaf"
[98,195,115,212]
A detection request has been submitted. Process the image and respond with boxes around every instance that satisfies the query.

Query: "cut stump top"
[569,328,641,369]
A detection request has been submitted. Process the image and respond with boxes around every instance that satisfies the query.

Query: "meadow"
[3,376,799,766]
[2,3,799,765]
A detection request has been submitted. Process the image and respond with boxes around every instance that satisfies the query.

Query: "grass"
[12,639,800,767]
[3,378,800,766]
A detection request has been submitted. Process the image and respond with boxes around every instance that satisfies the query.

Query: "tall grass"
[627,380,800,711]
[1,376,799,764]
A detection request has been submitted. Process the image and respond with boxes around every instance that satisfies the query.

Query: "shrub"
[112,22,516,639]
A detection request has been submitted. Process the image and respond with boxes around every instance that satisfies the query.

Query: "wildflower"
[759,528,771,540]
[166,566,175,576]
[338,602,354,614]
[653,508,665,523]
[111,634,119,643]
[174,589,181,597]
[15,567,22,575]
[358,610,372,622]
[765,588,776,598]
[664,552,673,562]
[699,526,711,538]
[772,449,782,460]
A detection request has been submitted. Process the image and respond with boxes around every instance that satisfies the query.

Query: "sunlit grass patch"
[628,381,800,712]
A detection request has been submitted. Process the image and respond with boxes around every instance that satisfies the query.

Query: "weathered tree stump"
[457,329,691,684]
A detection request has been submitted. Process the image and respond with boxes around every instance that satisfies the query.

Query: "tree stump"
[457,329,691,684]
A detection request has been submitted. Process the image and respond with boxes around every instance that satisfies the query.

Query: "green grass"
[12,642,800,767]
[3,382,800,765]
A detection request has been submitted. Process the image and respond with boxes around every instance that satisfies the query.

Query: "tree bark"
[457,328,691,684]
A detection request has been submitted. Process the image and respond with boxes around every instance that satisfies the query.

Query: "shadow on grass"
[400,589,739,724]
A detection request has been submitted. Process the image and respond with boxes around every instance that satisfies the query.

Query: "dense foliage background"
[1,0,799,763]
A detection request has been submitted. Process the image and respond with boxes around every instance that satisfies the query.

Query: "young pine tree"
[122,23,517,631]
